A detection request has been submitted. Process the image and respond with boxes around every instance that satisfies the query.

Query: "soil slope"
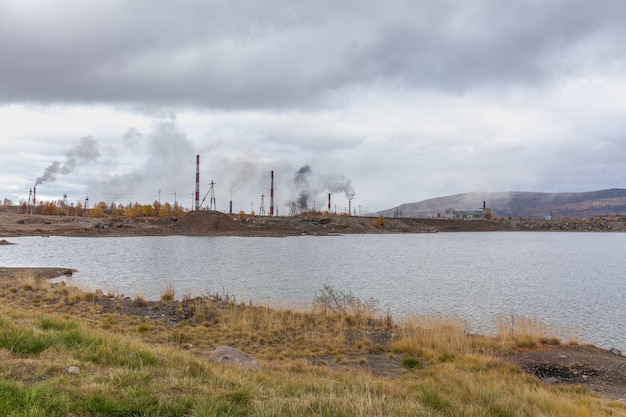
[1,210,624,238]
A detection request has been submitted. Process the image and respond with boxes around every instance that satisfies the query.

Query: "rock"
[609,348,622,356]
[209,346,261,371]
[0,239,14,245]
[67,366,80,375]
[181,343,193,350]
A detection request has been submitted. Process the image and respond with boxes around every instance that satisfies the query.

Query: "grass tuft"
[401,357,424,369]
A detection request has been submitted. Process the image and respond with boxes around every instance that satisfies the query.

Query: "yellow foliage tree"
[372,215,385,228]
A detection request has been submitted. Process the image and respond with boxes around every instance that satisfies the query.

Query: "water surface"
[1,232,624,351]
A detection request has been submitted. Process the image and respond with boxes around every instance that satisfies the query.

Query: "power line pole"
[83,197,89,218]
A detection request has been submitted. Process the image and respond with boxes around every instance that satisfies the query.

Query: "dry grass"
[0,273,624,416]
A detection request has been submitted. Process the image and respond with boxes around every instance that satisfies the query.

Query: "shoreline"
[0,266,77,280]
[0,269,624,403]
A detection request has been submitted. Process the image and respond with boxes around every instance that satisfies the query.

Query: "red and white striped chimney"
[195,155,200,211]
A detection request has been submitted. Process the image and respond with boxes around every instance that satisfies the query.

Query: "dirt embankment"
[1,210,624,238]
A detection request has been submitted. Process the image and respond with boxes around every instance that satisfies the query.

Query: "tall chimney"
[195,155,200,211]
[33,186,36,208]
[229,200,233,214]
[270,170,274,216]
[328,193,331,212]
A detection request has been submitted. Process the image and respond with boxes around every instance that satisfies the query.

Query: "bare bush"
[313,285,379,318]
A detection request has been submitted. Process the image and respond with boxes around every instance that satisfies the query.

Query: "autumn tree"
[40,201,57,215]
[160,202,172,218]
[172,202,185,218]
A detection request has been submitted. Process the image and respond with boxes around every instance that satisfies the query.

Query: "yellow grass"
[0,273,623,416]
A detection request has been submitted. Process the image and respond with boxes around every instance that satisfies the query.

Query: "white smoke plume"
[90,115,194,198]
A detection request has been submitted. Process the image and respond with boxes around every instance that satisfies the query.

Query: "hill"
[379,188,626,219]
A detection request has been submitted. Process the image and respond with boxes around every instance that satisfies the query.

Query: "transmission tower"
[289,201,297,216]
[200,181,217,210]
[259,193,266,216]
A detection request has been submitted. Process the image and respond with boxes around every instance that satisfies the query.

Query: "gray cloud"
[3,1,626,109]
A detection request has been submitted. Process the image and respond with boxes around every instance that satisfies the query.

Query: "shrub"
[313,285,379,318]
[372,215,385,228]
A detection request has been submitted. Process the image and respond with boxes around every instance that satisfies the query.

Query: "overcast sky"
[2,0,626,213]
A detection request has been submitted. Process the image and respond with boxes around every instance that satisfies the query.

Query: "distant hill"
[377,189,626,219]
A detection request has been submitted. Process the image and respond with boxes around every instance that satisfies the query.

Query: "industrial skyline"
[2,1,626,210]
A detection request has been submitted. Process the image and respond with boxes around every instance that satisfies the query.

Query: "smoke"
[35,136,100,186]
[90,115,194,198]
[293,165,356,210]
[323,172,355,199]
[227,153,260,199]
[294,164,313,209]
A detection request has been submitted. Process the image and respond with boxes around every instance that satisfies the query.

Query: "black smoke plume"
[293,165,356,211]
[294,164,313,209]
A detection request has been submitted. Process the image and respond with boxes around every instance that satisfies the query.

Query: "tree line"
[20,200,187,219]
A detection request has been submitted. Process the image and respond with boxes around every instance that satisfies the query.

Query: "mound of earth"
[170,210,247,235]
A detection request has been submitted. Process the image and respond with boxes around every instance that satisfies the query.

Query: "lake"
[1,232,624,351]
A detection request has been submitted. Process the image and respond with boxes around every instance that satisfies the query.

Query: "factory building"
[445,202,492,220]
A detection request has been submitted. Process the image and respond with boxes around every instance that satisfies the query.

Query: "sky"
[2,0,626,214]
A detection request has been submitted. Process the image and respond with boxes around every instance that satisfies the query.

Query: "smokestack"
[33,186,36,208]
[270,170,274,216]
[195,155,200,211]
[229,200,233,214]
[348,198,352,215]
[328,193,331,212]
